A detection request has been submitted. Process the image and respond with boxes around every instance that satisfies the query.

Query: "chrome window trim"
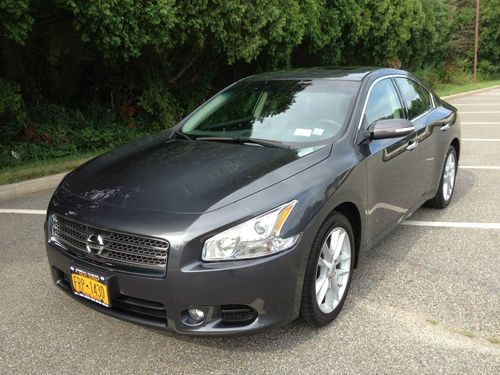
[356,74,435,136]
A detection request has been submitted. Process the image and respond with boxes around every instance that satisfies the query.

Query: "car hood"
[61,134,330,214]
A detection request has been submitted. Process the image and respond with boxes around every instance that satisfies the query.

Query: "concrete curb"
[0,172,67,201]
[442,85,500,100]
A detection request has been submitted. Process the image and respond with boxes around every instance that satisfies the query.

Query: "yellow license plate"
[70,268,110,307]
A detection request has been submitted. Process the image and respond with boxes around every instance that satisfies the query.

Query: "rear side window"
[364,79,404,128]
[395,78,433,119]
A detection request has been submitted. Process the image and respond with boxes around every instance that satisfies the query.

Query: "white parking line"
[2,208,499,232]
[7,208,498,231]
[450,97,499,100]
[459,111,500,114]
[461,122,500,125]
[403,220,500,229]
[2,209,500,231]
[455,103,500,106]
[0,209,46,215]
[453,103,500,106]
[459,166,500,170]
[462,138,500,142]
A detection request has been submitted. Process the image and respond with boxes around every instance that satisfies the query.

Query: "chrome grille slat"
[53,225,88,245]
[107,231,169,248]
[99,252,165,266]
[54,223,88,239]
[56,219,88,234]
[103,237,168,252]
[102,244,167,260]
[51,215,169,273]
[53,231,87,252]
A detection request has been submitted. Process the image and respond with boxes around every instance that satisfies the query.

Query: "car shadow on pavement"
[332,168,476,310]
[410,168,476,221]
[154,317,323,351]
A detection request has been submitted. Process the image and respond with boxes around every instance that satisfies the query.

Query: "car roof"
[246,67,408,82]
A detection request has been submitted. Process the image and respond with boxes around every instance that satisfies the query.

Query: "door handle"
[407,140,418,151]
[440,123,451,131]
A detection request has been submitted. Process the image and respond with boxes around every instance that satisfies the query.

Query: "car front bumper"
[46,238,306,335]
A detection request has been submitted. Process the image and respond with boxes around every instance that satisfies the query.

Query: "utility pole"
[473,0,480,82]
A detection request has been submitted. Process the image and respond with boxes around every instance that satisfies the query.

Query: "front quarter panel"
[231,140,367,314]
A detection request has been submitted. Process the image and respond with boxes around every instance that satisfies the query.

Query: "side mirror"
[368,119,414,140]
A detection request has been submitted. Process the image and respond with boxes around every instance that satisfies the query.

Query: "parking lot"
[1,88,499,374]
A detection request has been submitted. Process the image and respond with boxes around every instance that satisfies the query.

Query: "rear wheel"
[301,212,354,327]
[426,146,457,209]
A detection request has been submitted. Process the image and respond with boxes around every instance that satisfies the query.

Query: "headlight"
[202,200,299,261]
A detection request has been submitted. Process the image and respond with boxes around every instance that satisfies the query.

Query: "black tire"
[301,212,355,327]
[425,146,458,209]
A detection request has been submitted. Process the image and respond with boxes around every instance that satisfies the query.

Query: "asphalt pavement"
[0,88,499,374]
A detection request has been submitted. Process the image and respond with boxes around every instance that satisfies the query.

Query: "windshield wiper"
[195,136,290,149]
[171,129,193,140]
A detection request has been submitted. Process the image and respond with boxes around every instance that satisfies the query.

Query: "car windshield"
[181,79,360,148]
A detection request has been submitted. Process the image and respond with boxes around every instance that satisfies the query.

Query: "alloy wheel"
[442,152,456,202]
[315,227,352,314]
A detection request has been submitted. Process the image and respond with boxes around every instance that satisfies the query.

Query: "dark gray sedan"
[45,67,460,335]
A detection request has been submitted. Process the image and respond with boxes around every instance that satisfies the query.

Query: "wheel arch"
[451,138,460,161]
[330,201,362,268]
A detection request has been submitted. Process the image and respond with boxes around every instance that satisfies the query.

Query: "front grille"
[50,214,169,274]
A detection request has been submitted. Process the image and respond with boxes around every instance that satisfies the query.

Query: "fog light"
[187,308,205,323]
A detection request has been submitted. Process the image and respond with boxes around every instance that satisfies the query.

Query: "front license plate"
[70,267,110,307]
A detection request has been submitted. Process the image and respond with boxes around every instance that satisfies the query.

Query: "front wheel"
[426,146,457,209]
[301,212,354,327]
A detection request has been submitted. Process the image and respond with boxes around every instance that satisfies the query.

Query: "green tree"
[297,0,369,65]
[0,0,33,44]
[479,0,500,64]
[341,0,449,69]
[449,0,476,62]
[64,0,177,61]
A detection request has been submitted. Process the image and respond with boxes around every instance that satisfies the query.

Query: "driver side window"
[364,79,405,129]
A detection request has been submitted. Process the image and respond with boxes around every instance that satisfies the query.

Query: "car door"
[393,77,448,198]
[358,78,420,243]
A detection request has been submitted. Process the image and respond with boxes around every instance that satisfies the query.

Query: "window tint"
[364,79,404,128]
[395,78,433,119]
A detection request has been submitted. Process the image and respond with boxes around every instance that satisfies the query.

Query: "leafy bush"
[0,103,147,168]
[477,60,498,80]
[0,79,26,145]
[0,78,24,125]
[413,66,444,89]
[137,81,181,131]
